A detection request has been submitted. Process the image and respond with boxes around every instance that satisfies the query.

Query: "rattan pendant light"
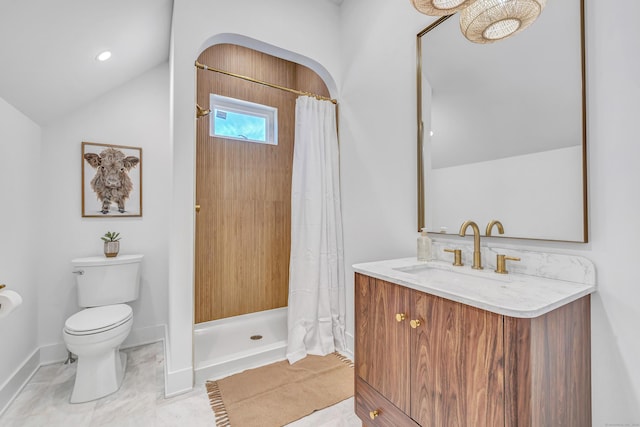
[410,0,476,16]
[460,0,547,43]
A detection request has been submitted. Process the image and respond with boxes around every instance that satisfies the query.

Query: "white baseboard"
[38,324,166,366]
[164,367,194,398]
[39,342,68,365]
[345,331,354,359]
[0,348,40,417]
[0,323,167,416]
[163,325,194,398]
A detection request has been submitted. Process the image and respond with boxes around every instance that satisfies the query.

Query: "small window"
[209,94,278,145]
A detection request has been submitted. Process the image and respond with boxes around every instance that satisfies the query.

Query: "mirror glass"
[418,0,587,242]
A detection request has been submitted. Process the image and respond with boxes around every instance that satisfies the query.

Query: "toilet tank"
[72,254,143,307]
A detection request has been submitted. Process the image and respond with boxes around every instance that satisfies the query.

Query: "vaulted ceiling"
[0,0,173,125]
[0,0,345,126]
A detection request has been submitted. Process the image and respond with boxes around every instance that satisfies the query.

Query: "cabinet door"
[411,291,505,427]
[355,274,411,414]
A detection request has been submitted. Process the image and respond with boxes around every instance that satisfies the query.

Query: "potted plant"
[101,231,121,258]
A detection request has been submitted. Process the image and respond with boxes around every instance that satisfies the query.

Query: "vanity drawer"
[355,376,419,427]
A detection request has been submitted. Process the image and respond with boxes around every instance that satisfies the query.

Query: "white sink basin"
[393,262,513,284]
[354,258,596,318]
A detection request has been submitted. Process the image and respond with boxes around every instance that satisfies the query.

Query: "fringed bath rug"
[206,352,354,427]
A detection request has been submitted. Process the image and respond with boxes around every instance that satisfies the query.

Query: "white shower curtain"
[286,96,346,364]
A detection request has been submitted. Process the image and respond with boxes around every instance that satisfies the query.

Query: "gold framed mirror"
[417,0,587,242]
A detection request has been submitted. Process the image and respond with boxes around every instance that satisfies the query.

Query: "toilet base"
[70,349,127,403]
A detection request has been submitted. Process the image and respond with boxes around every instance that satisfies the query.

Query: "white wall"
[339,0,427,351]
[584,0,640,420]
[168,0,342,395]
[0,97,41,408]
[340,0,640,423]
[38,63,170,359]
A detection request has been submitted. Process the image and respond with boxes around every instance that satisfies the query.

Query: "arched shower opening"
[192,38,337,382]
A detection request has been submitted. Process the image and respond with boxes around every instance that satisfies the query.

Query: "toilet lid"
[65,304,132,335]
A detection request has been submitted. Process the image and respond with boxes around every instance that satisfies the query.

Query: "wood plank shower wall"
[195,44,330,323]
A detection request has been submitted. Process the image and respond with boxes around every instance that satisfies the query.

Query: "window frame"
[209,94,278,145]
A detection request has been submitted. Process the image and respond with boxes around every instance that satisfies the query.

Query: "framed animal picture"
[82,142,142,217]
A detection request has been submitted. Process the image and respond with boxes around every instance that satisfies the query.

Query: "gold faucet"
[459,220,483,270]
[495,254,521,274]
[486,220,504,236]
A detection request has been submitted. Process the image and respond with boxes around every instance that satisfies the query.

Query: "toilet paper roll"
[0,289,23,319]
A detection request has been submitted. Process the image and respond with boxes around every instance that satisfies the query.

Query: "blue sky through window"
[214,109,266,142]
[210,94,277,145]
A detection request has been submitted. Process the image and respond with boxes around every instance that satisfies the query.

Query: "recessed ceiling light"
[96,51,112,61]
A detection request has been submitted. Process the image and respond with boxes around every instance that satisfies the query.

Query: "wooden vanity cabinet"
[354,273,591,427]
[354,276,411,415]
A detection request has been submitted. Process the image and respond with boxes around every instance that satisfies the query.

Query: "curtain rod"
[194,61,337,105]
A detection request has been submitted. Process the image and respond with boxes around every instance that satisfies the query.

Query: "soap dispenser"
[417,228,433,261]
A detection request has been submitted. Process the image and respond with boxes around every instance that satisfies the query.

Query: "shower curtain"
[286,95,346,364]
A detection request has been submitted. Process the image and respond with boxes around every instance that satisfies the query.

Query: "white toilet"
[63,254,143,403]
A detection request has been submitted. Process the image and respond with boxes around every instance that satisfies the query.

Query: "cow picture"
[82,142,142,217]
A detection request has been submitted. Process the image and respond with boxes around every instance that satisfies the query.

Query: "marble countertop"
[353,257,596,318]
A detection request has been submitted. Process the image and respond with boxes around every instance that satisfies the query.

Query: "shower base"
[194,307,287,383]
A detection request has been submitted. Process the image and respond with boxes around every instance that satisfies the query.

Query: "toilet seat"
[65,304,133,336]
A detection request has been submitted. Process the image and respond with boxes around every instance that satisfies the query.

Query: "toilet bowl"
[64,254,143,403]
[63,304,133,403]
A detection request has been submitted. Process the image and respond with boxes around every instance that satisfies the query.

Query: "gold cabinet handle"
[395,313,406,322]
[369,409,380,420]
[410,319,421,329]
[0,284,5,290]
[195,204,201,213]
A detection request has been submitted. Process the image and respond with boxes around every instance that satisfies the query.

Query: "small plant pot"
[104,241,120,258]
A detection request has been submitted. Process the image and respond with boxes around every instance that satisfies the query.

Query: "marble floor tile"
[2,411,95,427]
[155,385,213,427]
[0,341,362,426]
[1,382,56,419]
[28,362,73,385]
